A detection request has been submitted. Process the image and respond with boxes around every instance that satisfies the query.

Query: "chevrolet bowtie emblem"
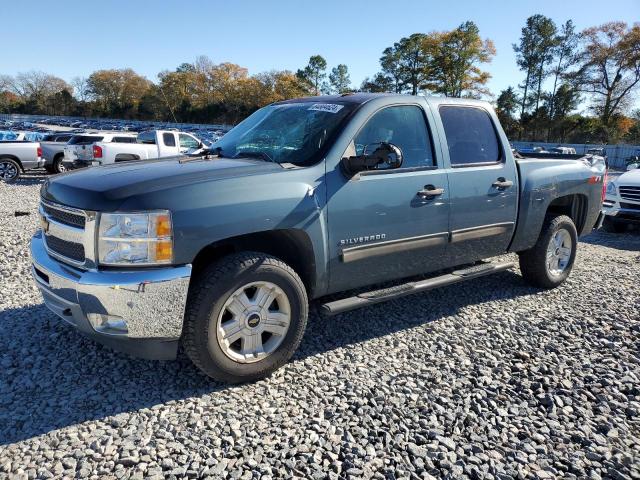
[40,216,50,233]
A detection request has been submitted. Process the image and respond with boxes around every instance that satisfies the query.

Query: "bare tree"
[573,22,640,138]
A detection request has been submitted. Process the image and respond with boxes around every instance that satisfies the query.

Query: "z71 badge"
[340,234,386,246]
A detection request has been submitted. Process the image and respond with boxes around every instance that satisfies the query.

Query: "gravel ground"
[0,172,639,480]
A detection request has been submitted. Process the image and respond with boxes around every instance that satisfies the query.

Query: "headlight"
[605,181,617,195]
[98,211,173,265]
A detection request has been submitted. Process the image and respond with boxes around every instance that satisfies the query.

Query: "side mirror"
[342,142,403,175]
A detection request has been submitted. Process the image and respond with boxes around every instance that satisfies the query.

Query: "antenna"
[158,83,178,124]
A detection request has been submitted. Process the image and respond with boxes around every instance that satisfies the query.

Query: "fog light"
[87,313,128,335]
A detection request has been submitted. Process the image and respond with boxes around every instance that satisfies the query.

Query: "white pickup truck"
[0,141,44,182]
[63,133,137,169]
[64,130,205,169]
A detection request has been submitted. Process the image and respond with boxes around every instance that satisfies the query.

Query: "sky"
[2,0,639,106]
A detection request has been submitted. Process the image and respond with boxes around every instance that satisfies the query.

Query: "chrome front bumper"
[31,231,192,359]
[602,198,640,223]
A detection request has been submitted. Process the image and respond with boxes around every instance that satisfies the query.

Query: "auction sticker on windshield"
[308,104,344,113]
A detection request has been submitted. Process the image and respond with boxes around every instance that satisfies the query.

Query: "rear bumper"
[22,158,45,170]
[62,159,99,169]
[30,231,192,360]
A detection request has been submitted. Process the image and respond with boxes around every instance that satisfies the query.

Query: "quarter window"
[354,105,434,169]
[439,106,501,166]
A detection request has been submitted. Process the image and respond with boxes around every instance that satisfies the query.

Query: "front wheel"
[0,158,20,183]
[183,252,308,383]
[519,214,578,289]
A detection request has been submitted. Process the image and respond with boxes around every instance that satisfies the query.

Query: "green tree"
[329,64,351,94]
[496,87,520,138]
[379,46,403,93]
[360,73,394,93]
[396,33,433,95]
[426,21,495,98]
[514,15,558,121]
[548,20,580,122]
[297,55,328,95]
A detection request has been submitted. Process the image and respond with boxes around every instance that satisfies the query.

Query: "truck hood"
[616,168,640,186]
[41,156,282,210]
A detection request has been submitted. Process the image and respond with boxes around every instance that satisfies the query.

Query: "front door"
[437,105,518,263]
[326,104,450,293]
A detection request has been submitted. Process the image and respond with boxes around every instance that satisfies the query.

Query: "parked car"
[517,146,547,154]
[31,94,606,382]
[62,133,137,168]
[602,168,640,232]
[64,130,205,168]
[0,140,43,182]
[549,146,577,155]
[41,133,74,173]
[626,150,640,171]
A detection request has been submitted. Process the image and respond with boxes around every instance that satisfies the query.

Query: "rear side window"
[113,136,136,143]
[163,133,176,147]
[439,106,501,166]
[56,135,72,142]
[68,135,104,145]
[138,131,156,144]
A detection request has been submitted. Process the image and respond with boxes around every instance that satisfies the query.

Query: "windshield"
[212,102,355,165]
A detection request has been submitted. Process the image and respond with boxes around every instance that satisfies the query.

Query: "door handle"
[492,177,513,189]
[417,185,444,198]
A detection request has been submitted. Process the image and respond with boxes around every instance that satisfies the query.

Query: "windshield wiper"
[233,151,276,163]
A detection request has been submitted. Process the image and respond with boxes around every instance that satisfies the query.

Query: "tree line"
[0,17,638,143]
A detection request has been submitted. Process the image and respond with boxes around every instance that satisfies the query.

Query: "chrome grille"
[39,200,96,268]
[41,203,85,228]
[45,235,85,262]
[619,185,640,202]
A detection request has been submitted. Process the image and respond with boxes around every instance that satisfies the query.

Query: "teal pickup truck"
[32,93,605,382]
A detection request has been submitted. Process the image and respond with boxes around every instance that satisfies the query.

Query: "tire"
[0,158,20,183]
[183,252,308,383]
[602,216,627,233]
[53,155,67,174]
[519,214,578,289]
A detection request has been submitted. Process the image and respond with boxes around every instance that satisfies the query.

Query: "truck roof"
[274,92,492,109]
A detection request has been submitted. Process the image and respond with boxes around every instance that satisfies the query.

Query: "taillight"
[37,147,42,158]
[601,170,608,202]
[93,145,103,159]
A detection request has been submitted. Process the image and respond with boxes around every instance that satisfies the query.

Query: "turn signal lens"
[155,214,172,237]
[154,240,173,262]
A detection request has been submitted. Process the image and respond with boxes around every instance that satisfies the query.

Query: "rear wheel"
[183,252,308,383]
[519,214,577,289]
[53,155,66,174]
[0,158,20,183]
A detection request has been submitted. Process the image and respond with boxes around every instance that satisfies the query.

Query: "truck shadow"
[0,270,535,445]
[580,228,640,252]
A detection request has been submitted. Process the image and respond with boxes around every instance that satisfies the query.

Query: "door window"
[439,106,501,166]
[179,134,200,149]
[354,105,434,169]
[163,133,176,147]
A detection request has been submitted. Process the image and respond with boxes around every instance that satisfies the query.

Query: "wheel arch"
[190,228,317,297]
[546,193,589,233]
[0,155,24,171]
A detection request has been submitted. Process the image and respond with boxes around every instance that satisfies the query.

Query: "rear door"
[435,104,518,264]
